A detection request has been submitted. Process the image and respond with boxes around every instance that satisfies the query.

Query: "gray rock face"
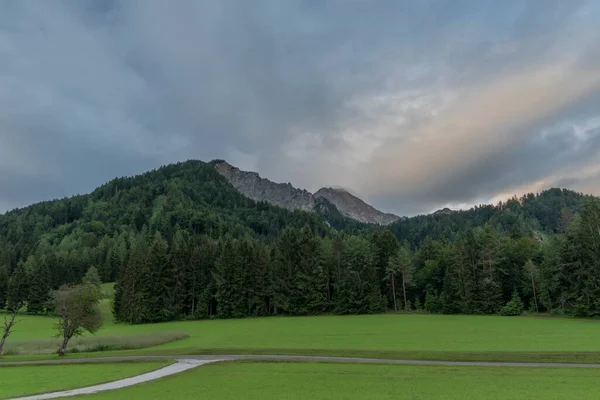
[215,161,401,225]
[433,207,453,216]
[215,161,314,211]
[314,187,401,225]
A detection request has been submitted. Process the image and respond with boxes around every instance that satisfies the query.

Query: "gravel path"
[7,354,600,399]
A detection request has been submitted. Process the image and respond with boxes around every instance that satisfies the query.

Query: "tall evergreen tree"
[6,261,29,310]
[141,232,171,322]
[295,226,328,315]
[28,256,51,314]
[214,238,245,318]
[0,264,9,308]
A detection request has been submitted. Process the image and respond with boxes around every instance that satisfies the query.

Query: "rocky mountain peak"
[433,207,453,216]
[215,161,314,212]
[214,161,401,225]
[314,187,400,225]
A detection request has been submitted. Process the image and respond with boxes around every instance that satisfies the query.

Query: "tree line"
[109,197,600,322]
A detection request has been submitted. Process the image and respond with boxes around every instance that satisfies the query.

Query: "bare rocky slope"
[215,161,401,225]
[314,187,400,225]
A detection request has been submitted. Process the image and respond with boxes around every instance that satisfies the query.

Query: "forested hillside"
[1,160,599,321]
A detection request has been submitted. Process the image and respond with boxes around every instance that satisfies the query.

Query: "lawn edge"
[4,349,600,364]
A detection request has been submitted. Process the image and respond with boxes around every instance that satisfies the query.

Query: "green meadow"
[6,300,600,362]
[77,361,600,400]
[0,361,170,399]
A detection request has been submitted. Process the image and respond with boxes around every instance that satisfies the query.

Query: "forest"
[1,159,600,322]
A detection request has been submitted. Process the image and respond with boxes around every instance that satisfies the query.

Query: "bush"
[424,290,442,314]
[501,290,524,316]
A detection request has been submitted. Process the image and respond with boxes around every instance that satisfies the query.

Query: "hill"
[1,159,600,321]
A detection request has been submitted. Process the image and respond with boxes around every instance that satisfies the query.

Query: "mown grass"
[3,331,189,356]
[5,310,600,362]
[76,361,600,399]
[0,361,171,400]
[100,282,116,300]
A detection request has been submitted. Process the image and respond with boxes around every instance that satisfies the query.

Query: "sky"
[2,0,600,216]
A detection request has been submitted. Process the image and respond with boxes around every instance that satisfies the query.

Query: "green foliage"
[82,266,102,288]
[27,256,51,314]
[424,290,442,313]
[6,261,29,310]
[53,283,103,355]
[501,290,524,316]
[0,159,598,323]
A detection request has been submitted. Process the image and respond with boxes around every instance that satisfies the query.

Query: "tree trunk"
[391,273,397,312]
[0,309,19,358]
[402,271,408,311]
[0,335,7,357]
[531,271,539,313]
[58,335,71,356]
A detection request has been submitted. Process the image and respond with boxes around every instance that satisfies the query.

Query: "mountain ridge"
[214,160,401,225]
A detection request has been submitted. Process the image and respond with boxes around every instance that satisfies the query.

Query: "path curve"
[7,354,600,400]
[9,359,218,400]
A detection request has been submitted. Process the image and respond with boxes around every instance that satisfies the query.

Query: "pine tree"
[168,229,189,318]
[389,242,413,311]
[478,224,503,313]
[7,261,30,310]
[214,238,245,318]
[335,236,385,314]
[371,230,399,308]
[28,256,51,314]
[141,232,171,322]
[272,228,300,315]
[295,226,328,315]
[82,266,102,288]
[113,232,147,323]
[0,264,8,308]
[247,243,272,316]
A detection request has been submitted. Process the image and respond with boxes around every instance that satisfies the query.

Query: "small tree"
[53,284,102,356]
[0,302,22,358]
[501,289,524,316]
[82,266,102,288]
[389,243,413,311]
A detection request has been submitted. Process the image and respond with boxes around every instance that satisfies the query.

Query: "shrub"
[501,290,524,316]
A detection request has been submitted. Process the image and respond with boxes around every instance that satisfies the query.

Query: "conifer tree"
[28,256,51,314]
[142,232,170,322]
[0,264,8,308]
[296,226,328,314]
[7,261,29,310]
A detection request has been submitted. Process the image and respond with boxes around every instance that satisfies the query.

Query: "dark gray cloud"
[1,0,600,215]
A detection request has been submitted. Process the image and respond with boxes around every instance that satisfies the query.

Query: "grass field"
[5,309,600,362]
[0,361,170,399]
[4,281,600,362]
[75,361,600,400]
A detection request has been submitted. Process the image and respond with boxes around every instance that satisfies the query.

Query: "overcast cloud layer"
[2,0,600,216]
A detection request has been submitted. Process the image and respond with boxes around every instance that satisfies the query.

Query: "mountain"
[314,187,400,225]
[214,161,315,212]
[214,161,401,225]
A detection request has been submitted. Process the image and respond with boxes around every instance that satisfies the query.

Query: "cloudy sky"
[2,0,600,216]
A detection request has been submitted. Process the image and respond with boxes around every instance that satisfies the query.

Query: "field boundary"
[5,354,600,368]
